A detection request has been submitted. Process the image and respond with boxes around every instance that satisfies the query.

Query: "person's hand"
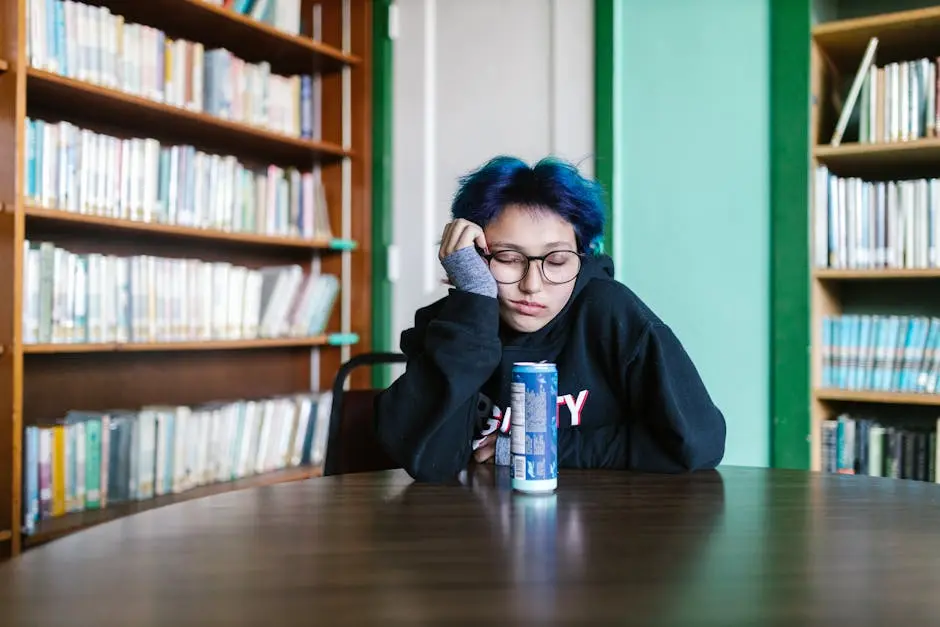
[438,218,489,260]
[473,434,497,464]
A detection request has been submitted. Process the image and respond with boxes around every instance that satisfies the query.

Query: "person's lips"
[510,300,546,316]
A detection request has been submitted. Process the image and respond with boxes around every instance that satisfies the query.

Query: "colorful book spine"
[821,314,940,394]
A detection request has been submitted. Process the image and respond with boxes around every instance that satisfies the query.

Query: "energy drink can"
[510,362,558,493]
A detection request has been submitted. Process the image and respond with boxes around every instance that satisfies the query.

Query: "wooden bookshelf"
[0,0,375,559]
[809,6,940,477]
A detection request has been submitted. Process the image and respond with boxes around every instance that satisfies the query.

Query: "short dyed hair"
[450,155,607,254]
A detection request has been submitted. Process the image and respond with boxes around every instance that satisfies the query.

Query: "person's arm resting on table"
[374,231,501,482]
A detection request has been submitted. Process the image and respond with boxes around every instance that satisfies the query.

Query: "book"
[830,36,879,146]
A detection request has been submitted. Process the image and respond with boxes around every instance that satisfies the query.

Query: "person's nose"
[519,260,543,294]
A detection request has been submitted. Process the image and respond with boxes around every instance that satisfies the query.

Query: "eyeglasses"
[479,249,583,285]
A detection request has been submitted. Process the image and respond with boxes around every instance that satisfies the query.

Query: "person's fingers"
[438,221,455,259]
[475,231,489,255]
[442,221,464,257]
[473,438,496,463]
[454,221,484,253]
[440,219,487,259]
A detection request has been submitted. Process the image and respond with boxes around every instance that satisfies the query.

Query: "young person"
[374,155,726,482]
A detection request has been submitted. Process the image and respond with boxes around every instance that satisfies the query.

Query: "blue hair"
[450,155,607,254]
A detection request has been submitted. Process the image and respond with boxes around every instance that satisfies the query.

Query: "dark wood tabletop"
[2,464,940,625]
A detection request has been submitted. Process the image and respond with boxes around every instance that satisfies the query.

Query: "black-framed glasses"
[479,249,583,285]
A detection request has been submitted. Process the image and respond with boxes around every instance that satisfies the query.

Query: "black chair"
[323,352,407,476]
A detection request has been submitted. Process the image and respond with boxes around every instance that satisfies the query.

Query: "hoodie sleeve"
[373,290,503,482]
[622,320,727,472]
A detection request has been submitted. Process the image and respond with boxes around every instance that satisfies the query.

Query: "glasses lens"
[541,251,580,284]
[489,251,528,283]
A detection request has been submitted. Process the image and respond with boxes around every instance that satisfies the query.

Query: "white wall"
[390,0,595,354]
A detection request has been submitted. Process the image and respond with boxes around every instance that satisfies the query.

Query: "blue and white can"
[510,362,558,493]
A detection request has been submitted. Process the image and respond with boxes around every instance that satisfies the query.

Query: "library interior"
[3,0,940,623]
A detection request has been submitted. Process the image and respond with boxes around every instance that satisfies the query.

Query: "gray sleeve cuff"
[440,246,498,298]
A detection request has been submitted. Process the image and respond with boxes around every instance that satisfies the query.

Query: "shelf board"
[87,0,358,76]
[813,6,940,71]
[26,69,349,167]
[815,388,940,406]
[23,336,329,354]
[0,529,11,542]
[24,205,336,252]
[813,138,940,175]
[814,268,940,280]
[0,59,8,73]
[24,465,323,548]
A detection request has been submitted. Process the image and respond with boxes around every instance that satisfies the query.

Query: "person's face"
[482,204,580,333]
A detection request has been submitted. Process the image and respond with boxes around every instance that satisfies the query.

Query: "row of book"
[198,0,304,37]
[25,0,321,139]
[25,117,333,240]
[21,391,334,535]
[821,314,940,394]
[22,240,340,344]
[857,56,938,145]
[813,166,939,270]
[820,413,938,482]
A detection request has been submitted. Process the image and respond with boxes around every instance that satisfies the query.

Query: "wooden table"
[2,465,940,625]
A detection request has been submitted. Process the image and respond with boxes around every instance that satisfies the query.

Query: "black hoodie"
[374,253,727,483]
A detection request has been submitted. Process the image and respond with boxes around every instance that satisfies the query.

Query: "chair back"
[323,352,407,476]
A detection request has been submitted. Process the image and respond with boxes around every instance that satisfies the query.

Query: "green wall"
[612,0,771,467]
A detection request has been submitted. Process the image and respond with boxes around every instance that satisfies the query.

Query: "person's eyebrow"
[488,240,575,252]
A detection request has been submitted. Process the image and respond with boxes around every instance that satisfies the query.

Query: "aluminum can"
[510,362,558,493]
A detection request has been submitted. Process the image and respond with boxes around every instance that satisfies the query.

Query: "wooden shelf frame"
[814,268,940,280]
[24,205,341,252]
[0,0,377,559]
[815,388,940,407]
[814,137,940,177]
[813,6,940,72]
[809,8,940,472]
[22,336,330,354]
